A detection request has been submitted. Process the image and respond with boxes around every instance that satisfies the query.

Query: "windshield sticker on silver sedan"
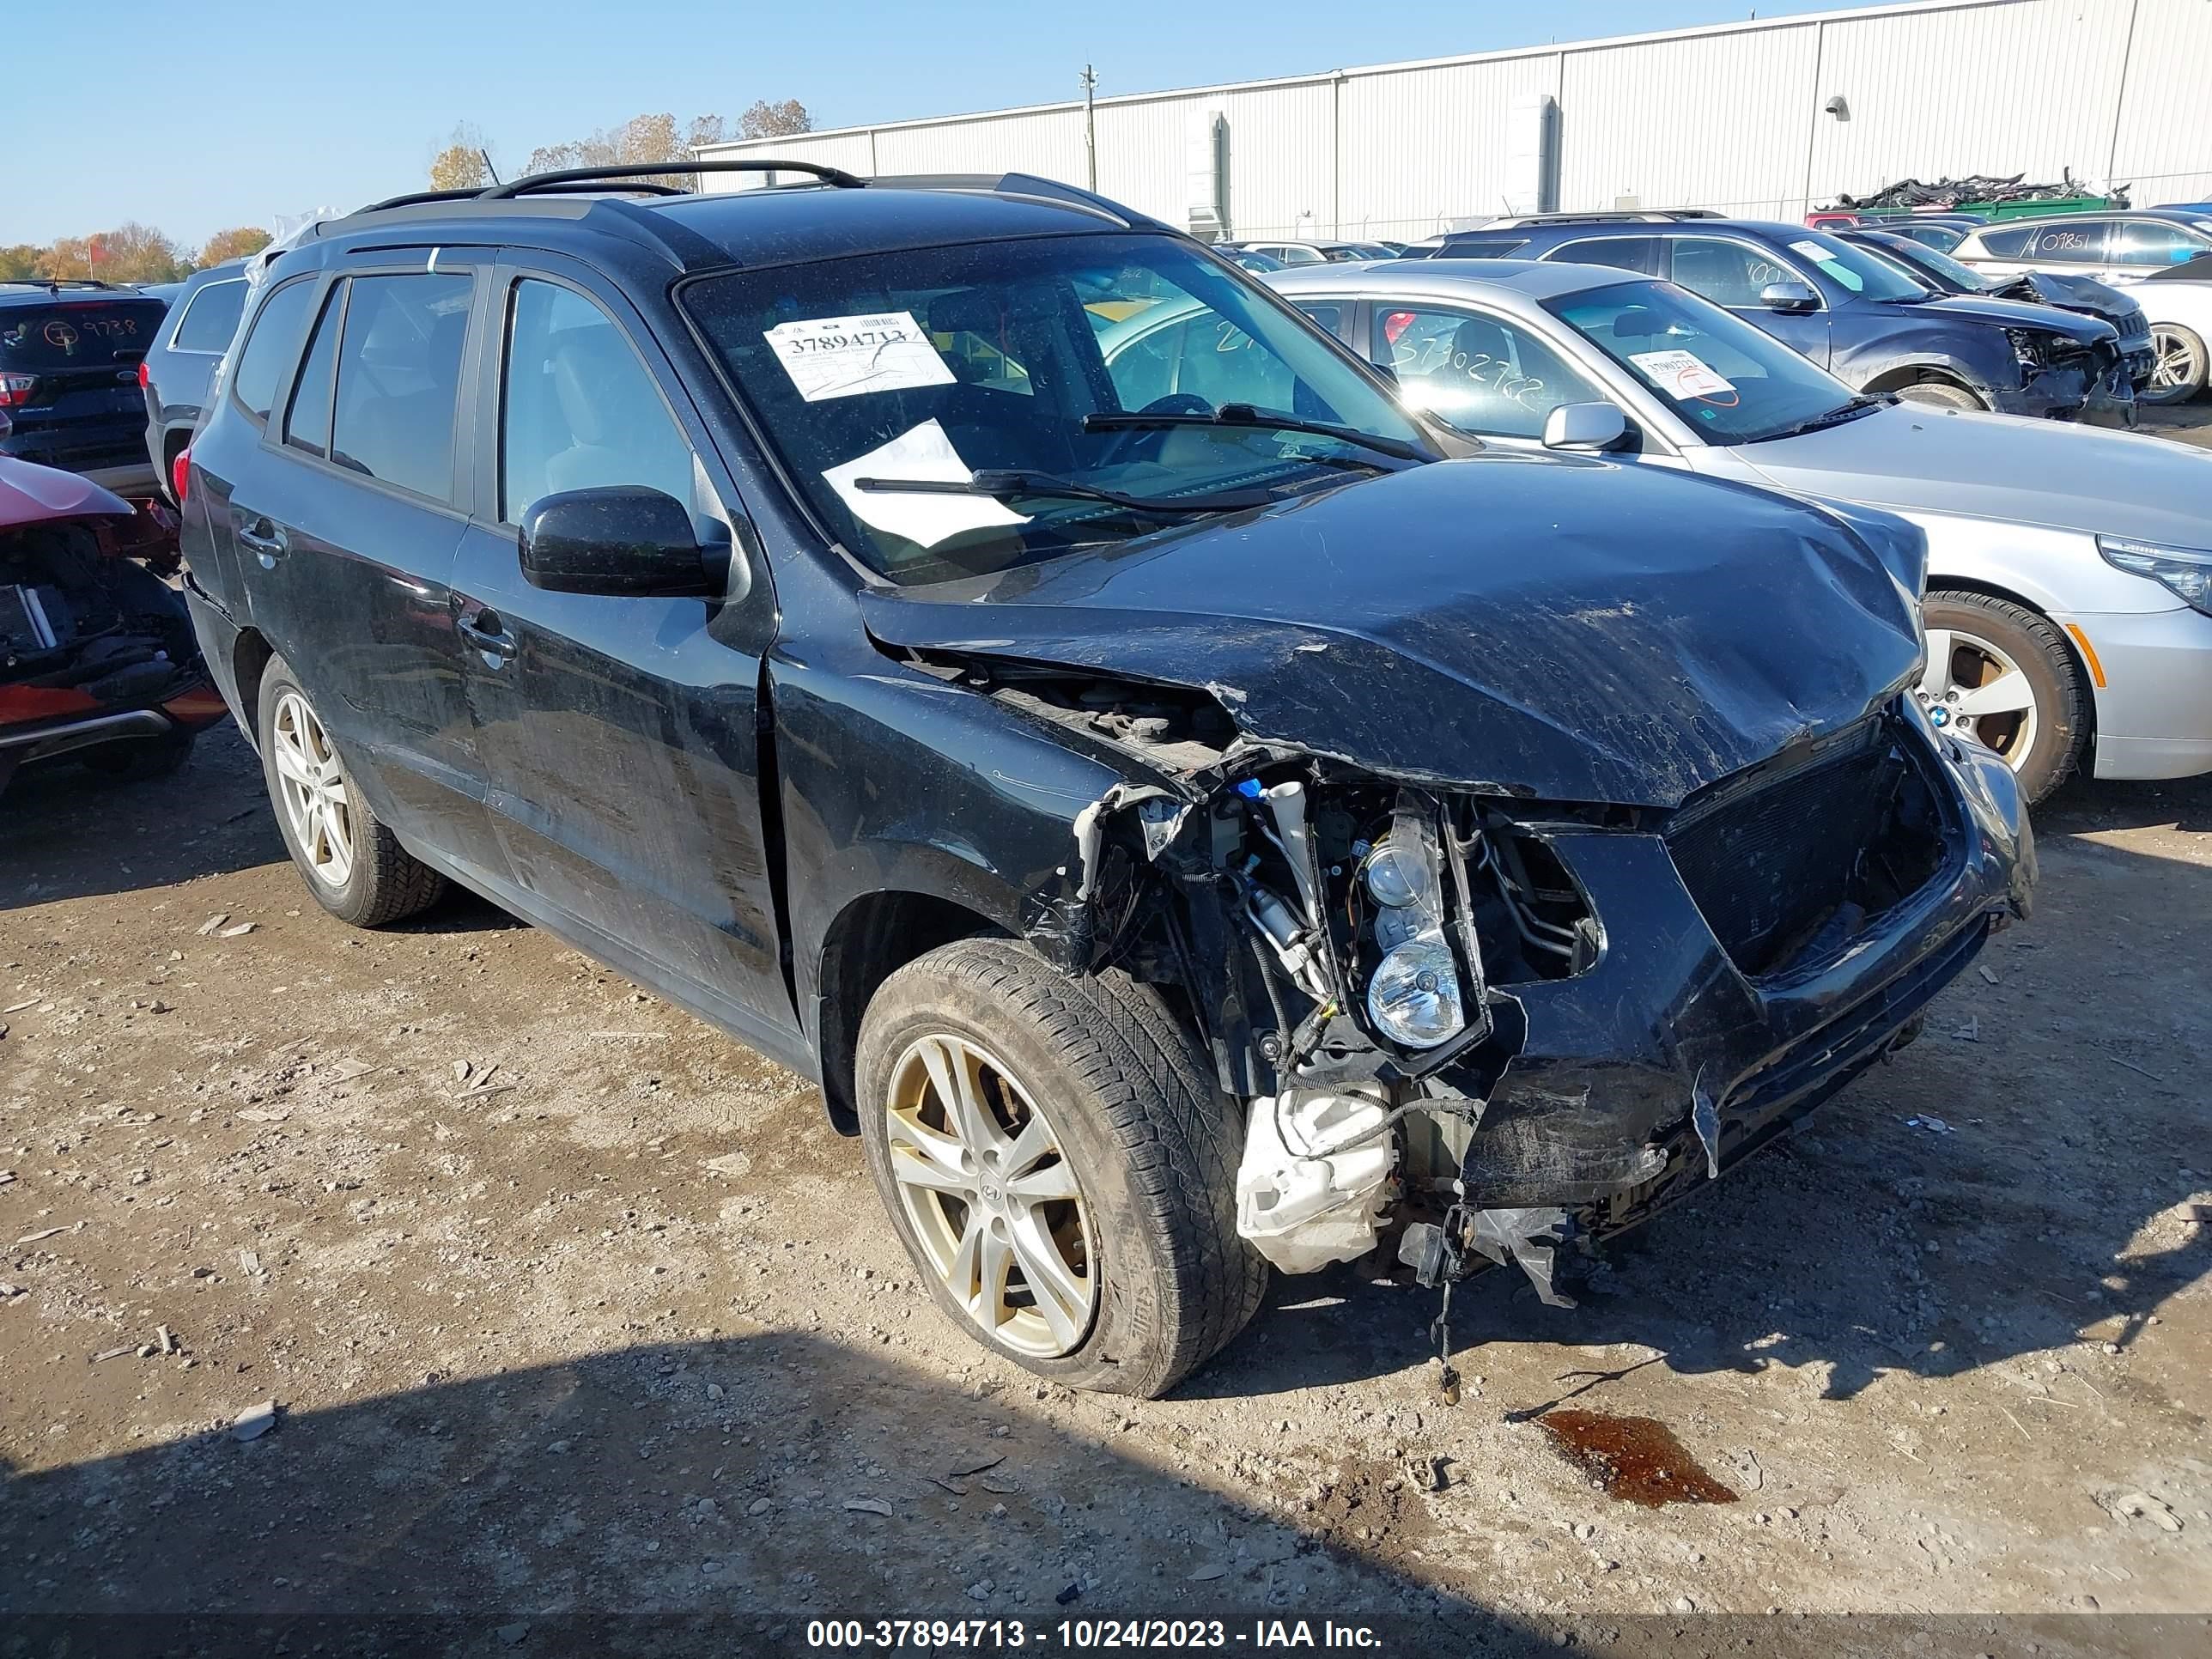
[763,311,956,401]
[1629,349,1737,402]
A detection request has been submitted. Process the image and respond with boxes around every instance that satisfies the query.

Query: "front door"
[1662,235,1832,368]
[223,261,509,884]
[451,259,794,1041]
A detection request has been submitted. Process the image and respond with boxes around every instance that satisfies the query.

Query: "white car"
[1253,258,2212,800]
[1952,213,2212,401]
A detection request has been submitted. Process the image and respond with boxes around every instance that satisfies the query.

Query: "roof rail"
[1490,209,1719,227]
[477,157,865,199]
[866,171,1140,227]
[359,179,695,214]
[0,277,125,292]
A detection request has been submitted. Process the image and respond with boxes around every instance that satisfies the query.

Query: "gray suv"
[140,260,250,497]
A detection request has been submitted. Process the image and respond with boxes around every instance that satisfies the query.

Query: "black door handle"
[457,611,517,662]
[235,516,288,565]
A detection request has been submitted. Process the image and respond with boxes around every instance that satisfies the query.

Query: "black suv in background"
[1423,215,2133,422]
[176,163,2029,1396]
[1,279,169,490]
[141,259,250,497]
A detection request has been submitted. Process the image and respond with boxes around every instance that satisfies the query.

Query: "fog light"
[1367,934,1465,1048]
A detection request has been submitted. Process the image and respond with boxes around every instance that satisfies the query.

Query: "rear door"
[2103,218,2212,283]
[225,258,508,884]
[1660,234,1832,366]
[0,292,167,480]
[449,257,793,1037]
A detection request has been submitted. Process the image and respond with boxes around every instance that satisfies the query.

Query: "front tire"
[1895,378,1988,412]
[2143,324,2208,406]
[1918,592,2087,805]
[855,938,1267,1398]
[256,657,445,927]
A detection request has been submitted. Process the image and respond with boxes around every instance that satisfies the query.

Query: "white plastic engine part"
[1235,1085,1395,1273]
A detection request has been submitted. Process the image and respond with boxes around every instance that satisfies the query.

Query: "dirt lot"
[3,411,2210,1655]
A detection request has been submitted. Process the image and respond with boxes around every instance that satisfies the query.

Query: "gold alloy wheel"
[270,690,356,889]
[883,1033,1097,1358]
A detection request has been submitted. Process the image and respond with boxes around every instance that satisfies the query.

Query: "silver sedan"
[1246,258,2212,802]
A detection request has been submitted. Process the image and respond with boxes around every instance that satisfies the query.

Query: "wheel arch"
[229,627,276,753]
[811,887,1006,1133]
[1863,362,1985,401]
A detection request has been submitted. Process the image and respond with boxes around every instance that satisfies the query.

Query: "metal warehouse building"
[696,0,2212,243]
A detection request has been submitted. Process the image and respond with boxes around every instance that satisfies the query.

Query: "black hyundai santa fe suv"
[176,163,2032,1396]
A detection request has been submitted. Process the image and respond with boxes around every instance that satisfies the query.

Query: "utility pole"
[1081,64,1099,191]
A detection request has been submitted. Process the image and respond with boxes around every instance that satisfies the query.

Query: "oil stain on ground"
[1537,1409,1739,1507]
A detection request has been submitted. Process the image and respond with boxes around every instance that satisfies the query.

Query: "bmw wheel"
[1917,592,2086,805]
[854,938,1266,1397]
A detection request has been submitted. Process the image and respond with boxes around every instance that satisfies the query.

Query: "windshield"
[1875,238,1998,293]
[1548,278,1865,445]
[683,234,1425,585]
[1781,228,1933,303]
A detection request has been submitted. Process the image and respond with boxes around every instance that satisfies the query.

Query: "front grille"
[1665,721,1920,977]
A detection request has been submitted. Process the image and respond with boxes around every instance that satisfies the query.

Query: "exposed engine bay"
[897,644,2023,1385]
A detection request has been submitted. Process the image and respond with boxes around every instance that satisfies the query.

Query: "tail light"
[172,447,191,505]
[0,371,36,408]
[137,361,151,389]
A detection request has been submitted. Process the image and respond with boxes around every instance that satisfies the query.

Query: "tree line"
[1,225,274,286]
[427,101,812,191]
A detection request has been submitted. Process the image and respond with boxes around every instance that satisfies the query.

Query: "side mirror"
[1759,281,1820,314]
[1541,402,1631,452]
[519,487,718,599]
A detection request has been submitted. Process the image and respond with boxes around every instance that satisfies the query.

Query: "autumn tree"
[0,244,41,280]
[36,223,188,284]
[428,121,496,191]
[739,99,811,139]
[199,227,272,266]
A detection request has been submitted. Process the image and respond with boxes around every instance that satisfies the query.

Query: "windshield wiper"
[851,468,1279,517]
[1748,393,1893,442]
[1081,403,1432,463]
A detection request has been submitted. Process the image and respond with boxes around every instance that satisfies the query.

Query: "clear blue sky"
[9,0,1880,250]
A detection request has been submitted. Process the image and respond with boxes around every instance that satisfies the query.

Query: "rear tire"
[1895,379,1987,412]
[1919,591,2086,805]
[2143,324,2208,406]
[256,656,445,927]
[855,938,1267,1398]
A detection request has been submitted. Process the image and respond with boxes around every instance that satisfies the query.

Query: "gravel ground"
[3,412,2209,1653]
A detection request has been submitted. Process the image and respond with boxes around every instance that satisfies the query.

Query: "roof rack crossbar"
[477,157,865,199]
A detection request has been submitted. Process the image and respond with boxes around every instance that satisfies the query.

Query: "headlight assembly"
[1366,931,1466,1048]
[2098,535,2212,617]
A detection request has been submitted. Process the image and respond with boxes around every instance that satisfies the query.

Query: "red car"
[0,451,226,796]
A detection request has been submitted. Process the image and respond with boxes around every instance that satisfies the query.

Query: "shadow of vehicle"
[2036,768,2212,836]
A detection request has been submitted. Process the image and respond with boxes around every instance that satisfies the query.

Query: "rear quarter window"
[172,279,249,352]
[1962,227,2033,258]
[0,299,167,369]
[231,279,320,422]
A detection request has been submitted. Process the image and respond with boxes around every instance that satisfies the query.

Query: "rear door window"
[1547,235,1658,275]
[329,272,474,501]
[283,283,344,460]
[2025,221,2110,264]
[172,278,249,352]
[231,279,319,422]
[0,298,167,370]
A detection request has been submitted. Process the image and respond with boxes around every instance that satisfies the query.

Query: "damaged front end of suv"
[863,457,2033,1347]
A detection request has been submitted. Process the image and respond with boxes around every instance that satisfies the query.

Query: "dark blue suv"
[1426,214,2131,422]
[1,279,170,491]
[173,162,2029,1397]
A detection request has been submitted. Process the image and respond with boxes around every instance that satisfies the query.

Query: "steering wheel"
[1091,392,1217,465]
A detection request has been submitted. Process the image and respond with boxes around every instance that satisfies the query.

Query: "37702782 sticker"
[1628,348,1736,401]
[763,311,956,402]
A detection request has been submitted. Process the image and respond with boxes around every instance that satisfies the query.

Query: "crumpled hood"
[2008,271,2143,331]
[1904,292,2114,344]
[860,454,1927,808]
[1735,402,2212,547]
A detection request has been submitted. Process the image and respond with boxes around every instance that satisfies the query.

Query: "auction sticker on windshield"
[1628,349,1735,400]
[764,312,955,401]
